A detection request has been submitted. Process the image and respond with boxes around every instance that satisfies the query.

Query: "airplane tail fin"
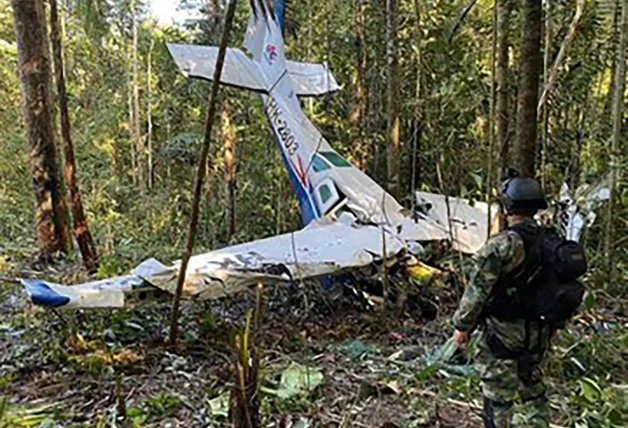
[169,0,339,97]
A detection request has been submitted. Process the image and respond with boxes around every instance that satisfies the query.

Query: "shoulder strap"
[507,222,544,286]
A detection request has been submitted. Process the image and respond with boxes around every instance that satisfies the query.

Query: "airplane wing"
[20,215,407,309]
[167,43,270,92]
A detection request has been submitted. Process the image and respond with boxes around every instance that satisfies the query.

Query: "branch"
[168,0,238,346]
[537,0,587,114]
[448,0,480,48]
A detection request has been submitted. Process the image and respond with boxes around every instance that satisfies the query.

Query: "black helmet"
[500,177,547,213]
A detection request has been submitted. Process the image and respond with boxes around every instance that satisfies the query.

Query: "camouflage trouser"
[475,342,549,428]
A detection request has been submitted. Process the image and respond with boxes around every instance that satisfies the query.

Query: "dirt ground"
[2,268,626,428]
[0,277,490,427]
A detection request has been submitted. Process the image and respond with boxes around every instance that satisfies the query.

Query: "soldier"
[452,177,551,428]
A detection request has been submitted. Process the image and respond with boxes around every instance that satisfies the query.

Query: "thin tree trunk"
[371,0,385,180]
[147,39,154,189]
[487,0,498,239]
[50,0,98,271]
[605,0,627,281]
[221,99,237,241]
[540,0,552,188]
[604,0,622,120]
[410,0,423,199]
[448,0,480,47]
[350,0,368,171]
[169,0,237,346]
[515,0,543,177]
[128,50,137,185]
[386,0,401,198]
[496,0,512,181]
[13,0,71,259]
[132,1,143,189]
[569,107,585,191]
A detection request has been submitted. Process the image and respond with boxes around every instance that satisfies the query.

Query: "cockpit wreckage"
[20,0,609,311]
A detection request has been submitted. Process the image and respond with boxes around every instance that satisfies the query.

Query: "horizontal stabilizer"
[286,61,340,96]
[167,44,269,93]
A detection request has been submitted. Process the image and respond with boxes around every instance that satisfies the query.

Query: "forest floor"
[0,256,627,427]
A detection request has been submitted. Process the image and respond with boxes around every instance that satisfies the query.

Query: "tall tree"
[147,38,154,189]
[515,0,543,177]
[606,0,627,280]
[50,0,99,271]
[12,0,71,259]
[496,0,512,180]
[132,0,143,188]
[540,0,551,187]
[386,0,401,198]
[410,0,423,194]
[221,99,237,240]
[350,0,368,171]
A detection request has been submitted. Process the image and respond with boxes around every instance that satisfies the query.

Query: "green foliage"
[144,393,183,418]
[0,0,626,424]
[0,399,58,427]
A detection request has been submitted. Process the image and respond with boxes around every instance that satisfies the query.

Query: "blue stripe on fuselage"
[262,96,320,225]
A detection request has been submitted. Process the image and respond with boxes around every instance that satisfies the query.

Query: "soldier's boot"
[483,396,513,428]
[522,393,550,428]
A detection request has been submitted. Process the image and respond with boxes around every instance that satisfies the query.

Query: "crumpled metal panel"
[557,175,611,242]
[144,217,406,300]
[286,61,340,96]
[20,275,141,309]
[20,217,407,308]
[415,192,499,254]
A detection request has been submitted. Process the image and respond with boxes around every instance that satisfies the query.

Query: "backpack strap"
[508,222,544,281]
[484,222,550,358]
[486,222,544,321]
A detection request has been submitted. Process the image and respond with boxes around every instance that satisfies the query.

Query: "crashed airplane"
[19,0,606,310]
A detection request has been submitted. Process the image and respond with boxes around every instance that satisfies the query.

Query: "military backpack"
[486,222,587,327]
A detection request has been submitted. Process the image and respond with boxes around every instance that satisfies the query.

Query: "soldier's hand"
[454,329,469,348]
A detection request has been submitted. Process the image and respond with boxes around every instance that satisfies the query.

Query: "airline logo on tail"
[265,44,278,64]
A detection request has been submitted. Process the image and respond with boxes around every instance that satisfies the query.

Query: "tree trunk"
[128,53,136,184]
[604,0,622,120]
[569,108,585,191]
[386,0,401,198]
[50,0,99,271]
[221,99,237,241]
[540,0,551,188]
[410,0,423,195]
[147,38,154,189]
[496,0,512,181]
[605,0,627,281]
[12,0,71,259]
[132,1,143,189]
[515,0,543,177]
[169,0,238,346]
[487,0,497,239]
[350,0,368,171]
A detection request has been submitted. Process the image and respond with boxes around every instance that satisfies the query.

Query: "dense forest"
[0,0,626,427]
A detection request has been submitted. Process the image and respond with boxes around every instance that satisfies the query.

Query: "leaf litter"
[0,260,626,427]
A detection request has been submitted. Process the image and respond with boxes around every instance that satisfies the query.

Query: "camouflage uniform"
[453,219,551,428]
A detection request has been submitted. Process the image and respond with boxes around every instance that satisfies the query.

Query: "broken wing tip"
[19,279,70,308]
